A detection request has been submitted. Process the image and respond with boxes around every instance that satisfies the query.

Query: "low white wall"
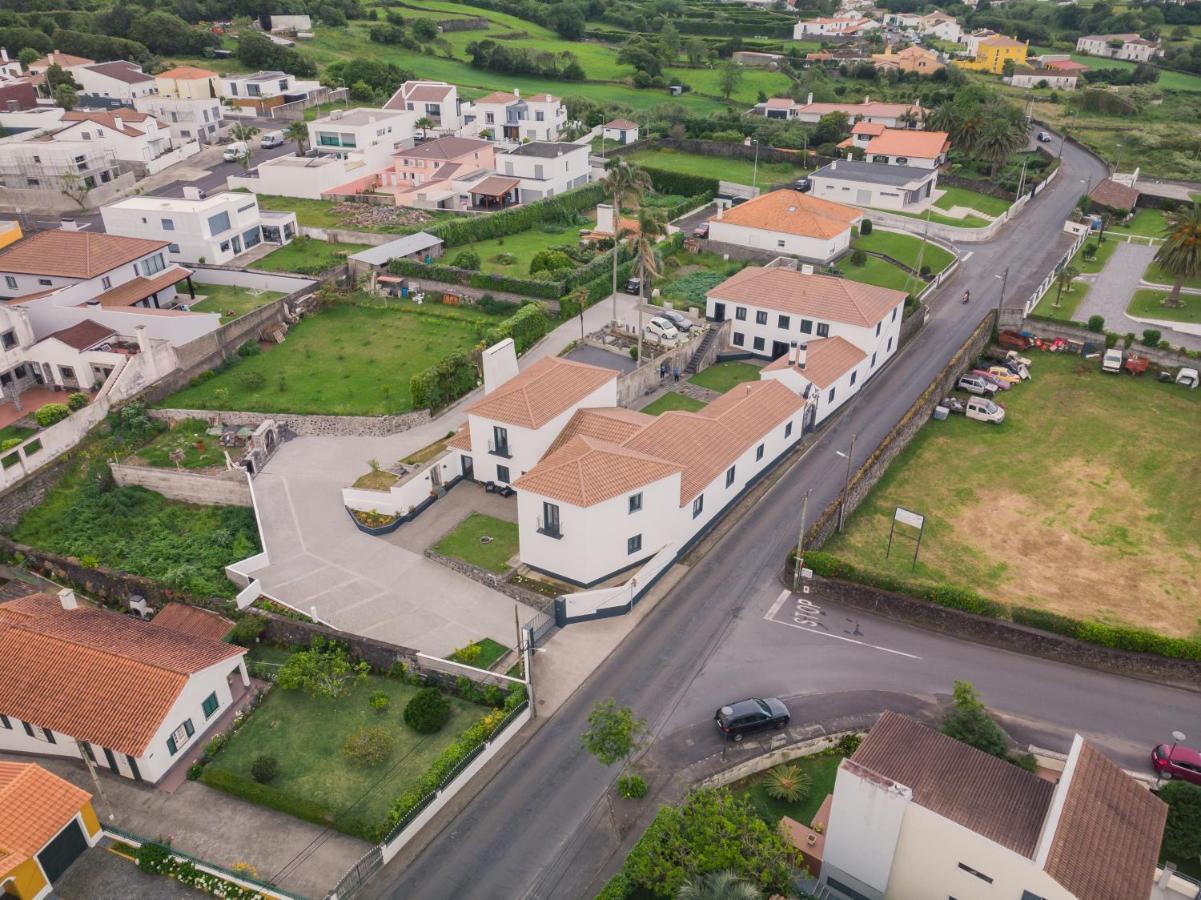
[145,140,201,175]
[189,266,318,294]
[342,453,457,515]
[111,462,251,506]
[559,540,681,620]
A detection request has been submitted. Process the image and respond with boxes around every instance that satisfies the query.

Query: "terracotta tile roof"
[849,711,1054,857]
[32,51,93,69]
[514,435,682,506]
[605,118,638,130]
[398,137,490,160]
[764,97,794,109]
[864,128,949,159]
[92,267,191,307]
[1043,740,1167,900]
[714,190,861,240]
[1090,178,1140,211]
[151,603,233,642]
[0,230,169,278]
[1043,60,1088,72]
[797,100,923,119]
[467,357,616,429]
[156,66,218,79]
[982,34,1026,48]
[83,61,151,84]
[62,108,160,136]
[476,91,518,104]
[707,266,906,327]
[851,121,887,136]
[45,319,115,351]
[762,336,866,389]
[406,82,453,101]
[0,763,91,879]
[447,424,472,451]
[545,407,654,454]
[469,175,520,197]
[0,594,244,756]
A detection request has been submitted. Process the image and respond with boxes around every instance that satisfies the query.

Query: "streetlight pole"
[995,266,1010,310]
[751,139,760,193]
[792,490,810,591]
[836,433,857,533]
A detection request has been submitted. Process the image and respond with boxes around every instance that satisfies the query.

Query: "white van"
[966,396,1005,424]
[222,141,248,163]
[260,130,285,149]
[1101,349,1123,373]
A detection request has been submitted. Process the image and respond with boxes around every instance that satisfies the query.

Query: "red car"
[1152,743,1201,786]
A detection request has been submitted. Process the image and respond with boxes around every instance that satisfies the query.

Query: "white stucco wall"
[102,193,273,265]
[811,173,936,211]
[707,295,903,362]
[706,220,850,262]
[822,764,911,898]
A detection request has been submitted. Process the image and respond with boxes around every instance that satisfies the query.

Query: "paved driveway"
[56,845,204,900]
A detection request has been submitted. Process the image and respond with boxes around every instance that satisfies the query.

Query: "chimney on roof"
[113,114,124,131]
[806,92,814,104]
[789,341,798,366]
[796,343,807,369]
[514,88,520,98]
[58,588,78,611]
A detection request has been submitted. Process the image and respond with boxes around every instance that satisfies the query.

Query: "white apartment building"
[0,590,248,785]
[961,28,998,56]
[919,10,962,42]
[0,136,128,204]
[794,15,880,38]
[468,90,566,142]
[820,712,1169,900]
[134,95,224,144]
[809,158,939,212]
[308,106,417,161]
[384,80,463,131]
[1076,33,1162,62]
[706,263,906,424]
[220,70,322,112]
[704,189,862,264]
[74,61,157,103]
[101,190,297,265]
[495,142,590,202]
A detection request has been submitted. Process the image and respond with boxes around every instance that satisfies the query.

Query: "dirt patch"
[332,203,445,231]
[948,464,1201,637]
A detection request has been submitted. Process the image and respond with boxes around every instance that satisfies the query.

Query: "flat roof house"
[821,711,1170,900]
[496,141,591,203]
[809,158,938,212]
[757,95,925,128]
[220,70,321,113]
[468,90,566,143]
[0,588,247,785]
[703,189,863,264]
[308,107,417,163]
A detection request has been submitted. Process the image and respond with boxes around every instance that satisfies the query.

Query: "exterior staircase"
[685,326,718,375]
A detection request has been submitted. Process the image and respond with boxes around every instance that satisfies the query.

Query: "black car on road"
[714,697,790,741]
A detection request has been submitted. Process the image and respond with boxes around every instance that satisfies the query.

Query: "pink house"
[378,136,494,207]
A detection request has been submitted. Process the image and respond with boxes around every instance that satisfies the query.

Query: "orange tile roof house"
[704,189,863,264]
[820,712,1169,900]
[0,762,102,899]
[0,588,249,785]
[861,128,950,168]
[758,95,925,129]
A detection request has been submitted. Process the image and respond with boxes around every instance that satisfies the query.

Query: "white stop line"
[764,590,922,660]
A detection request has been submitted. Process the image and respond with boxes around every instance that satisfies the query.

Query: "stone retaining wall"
[299,225,397,247]
[110,462,252,506]
[371,276,555,311]
[0,456,71,530]
[149,407,432,437]
[424,549,555,615]
[616,335,706,407]
[1019,317,1201,366]
[259,613,421,671]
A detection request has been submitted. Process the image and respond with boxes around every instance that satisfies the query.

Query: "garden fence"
[325,847,383,900]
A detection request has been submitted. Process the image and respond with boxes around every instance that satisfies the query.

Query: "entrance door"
[430,466,442,489]
[36,819,88,883]
[771,341,789,361]
[803,402,817,434]
[712,303,725,322]
[461,455,474,481]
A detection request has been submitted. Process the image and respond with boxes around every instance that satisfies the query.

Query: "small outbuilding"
[347,232,444,278]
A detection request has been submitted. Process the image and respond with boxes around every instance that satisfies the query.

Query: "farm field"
[822,353,1201,637]
[162,299,505,415]
[621,148,805,187]
[1029,48,1201,92]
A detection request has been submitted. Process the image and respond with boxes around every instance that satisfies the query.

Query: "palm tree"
[1154,202,1201,308]
[602,160,652,324]
[285,120,308,157]
[415,116,435,139]
[677,870,761,900]
[926,101,962,142]
[635,207,667,363]
[1052,265,1079,308]
[229,123,260,171]
[764,764,812,802]
[570,287,588,340]
[975,115,1026,178]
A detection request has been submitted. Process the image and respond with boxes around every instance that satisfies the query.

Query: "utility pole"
[996,265,1010,310]
[792,490,810,591]
[837,432,857,533]
[1016,157,1028,198]
[751,139,760,193]
[908,208,932,295]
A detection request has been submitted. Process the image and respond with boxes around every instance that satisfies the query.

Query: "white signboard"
[894,507,925,530]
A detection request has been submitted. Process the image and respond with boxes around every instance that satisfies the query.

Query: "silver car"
[659,309,693,332]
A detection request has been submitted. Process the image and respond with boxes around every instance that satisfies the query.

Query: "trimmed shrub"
[1086,314,1105,333]
[35,403,70,427]
[404,687,451,733]
[450,249,481,270]
[635,165,719,198]
[342,727,394,767]
[66,391,89,411]
[860,218,873,236]
[483,301,552,353]
[850,248,867,267]
[1141,328,1162,347]
[410,352,478,411]
[617,773,648,799]
[227,615,266,646]
[201,768,338,831]
[137,842,174,874]
[237,339,261,358]
[425,183,605,247]
[836,732,862,756]
[1011,606,1080,638]
[251,754,278,784]
[369,690,391,713]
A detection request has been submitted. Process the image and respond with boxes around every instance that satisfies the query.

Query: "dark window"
[800,319,813,334]
[892,307,898,322]
[735,307,747,321]
[756,443,764,461]
[871,352,877,367]
[127,755,143,782]
[38,278,52,286]
[957,863,993,885]
[59,366,75,381]
[161,218,175,231]
[491,425,510,457]
[496,464,510,483]
[778,315,790,329]
[103,747,118,772]
[850,370,857,386]
[0,714,9,729]
[888,337,893,352]
[1,330,15,349]
[1020,893,1047,900]
[202,692,219,719]
[828,387,836,403]
[755,311,767,325]
[732,332,745,347]
[726,466,735,487]
[82,742,96,762]
[785,422,793,438]
[876,321,881,336]
[44,727,55,744]
[22,721,33,737]
[627,534,642,554]
[692,495,704,518]
[816,323,829,337]
[628,492,642,513]
[541,501,561,537]
[753,337,765,351]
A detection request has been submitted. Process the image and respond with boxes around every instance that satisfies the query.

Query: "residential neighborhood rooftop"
[0,762,92,882]
[714,189,861,239]
[400,136,490,160]
[61,108,161,136]
[156,65,218,79]
[863,128,950,158]
[468,357,617,429]
[45,319,116,351]
[604,118,639,130]
[0,230,170,278]
[811,158,935,187]
[504,142,584,158]
[707,265,907,327]
[150,602,234,642]
[82,60,151,84]
[762,335,866,388]
[348,232,443,266]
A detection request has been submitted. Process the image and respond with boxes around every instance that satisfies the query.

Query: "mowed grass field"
[622,148,805,187]
[824,353,1201,637]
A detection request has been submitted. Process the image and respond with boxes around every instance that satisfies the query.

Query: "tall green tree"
[415,116,435,138]
[941,680,1008,759]
[53,83,78,111]
[602,160,652,323]
[285,120,308,157]
[1053,265,1079,308]
[1154,202,1201,308]
[581,698,648,770]
[277,637,369,700]
[975,114,1028,177]
[635,207,667,363]
[718,60,744,102]
[1160,781,1201,865]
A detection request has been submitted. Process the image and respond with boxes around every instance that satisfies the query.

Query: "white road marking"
[961,251,974,262]
[764,596,922,659]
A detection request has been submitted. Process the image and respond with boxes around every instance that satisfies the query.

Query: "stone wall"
[149,407,432,437]
[699,239,825,266]
[807,312,996,550]
[110,462,252,506]
[259,613,421,671]
[1020,317,1201,366]
[424,549,555,615]
[0,456,71,530]
[368,276,554,311]
[812,574,1201,687]
[898,304,929,348]
[616,334,706,407]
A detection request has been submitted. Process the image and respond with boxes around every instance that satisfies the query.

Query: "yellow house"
[959,35,1029,75]
[0,763,101,900]
[155,65,220,100]
[0,221,21,251]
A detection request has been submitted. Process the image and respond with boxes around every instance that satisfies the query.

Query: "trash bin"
[932,406,949,421]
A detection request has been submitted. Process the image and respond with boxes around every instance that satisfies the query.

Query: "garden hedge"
[484,301,552,353]
[797,551,1201,661]
[388,258,563,300]
[639,167,720,199]
[425,184,606,247]
[410,352,478,411]
[200,767,340,833]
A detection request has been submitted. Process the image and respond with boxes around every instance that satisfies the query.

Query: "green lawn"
[1143,260,1201,290]
[254,237,371,274]
[622,148,804,188]
[1074,236,1121,274]
[448,637,510,670]
[853,230,955,275]
[1030,47,1201,92]
[190,283,283,324]
[734,753,842,830]
[202,675,489,840]
[639,392,707,415]
[932,186,1011,218]
[842,256,916,292]
[878,207,990,229]
[1033,278,1090,322]
[823,353,1201,637]
[128,419,227,469]
[449,224,584,277]
[690,360,761,393]
[432,512,519,573]
[162,300,503,415]
[1129,289,1201,325]
[1110,208,1168,239]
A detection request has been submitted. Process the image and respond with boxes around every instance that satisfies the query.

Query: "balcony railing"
[487,440,511,459]
[536,516,562,539]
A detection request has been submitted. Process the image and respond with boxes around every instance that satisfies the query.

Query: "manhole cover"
[480,536,494,544]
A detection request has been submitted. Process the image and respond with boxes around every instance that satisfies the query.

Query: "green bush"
[342,726,394,766]
[387,257,562,300]
[529,249,574,276]
[836,732,862,756]
[850,248,867,267]
[860,218,873,236]
[251,754,278,783]
[635,165,719,198]
[1161,781,1201,863]
[201,767,336,830]
[596,872,632,900]
[237,339,261,358]
[1141,328,1162,347]
[410,352,478,411]
[483,301,552,354]
[617,773,648,799]
[1087,314,1105,332]
[35,403,70,427]
[66,391,89,411]
[369,690,391,713]
[425,183,605,247]
[404,687,452,733]
[1011,606,1081,637]
[451,249,481,270]
[227,615,266,646]
[136,842,174,874]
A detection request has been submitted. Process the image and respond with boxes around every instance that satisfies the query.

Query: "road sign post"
[886,506,926,570]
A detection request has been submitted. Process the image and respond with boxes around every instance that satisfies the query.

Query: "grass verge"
[1128,289,1201,325]
[689,361,761,393]
[640,392,707,415]
[432,512,519,573]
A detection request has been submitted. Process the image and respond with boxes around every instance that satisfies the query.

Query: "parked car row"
[945,347,1037,424]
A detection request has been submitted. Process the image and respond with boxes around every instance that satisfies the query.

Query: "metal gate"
[523,609,555,647]
[325,847,383,900]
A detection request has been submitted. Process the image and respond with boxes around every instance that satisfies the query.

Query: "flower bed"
[347,507,403,535]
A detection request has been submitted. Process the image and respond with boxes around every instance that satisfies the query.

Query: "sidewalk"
[0,751,370,899]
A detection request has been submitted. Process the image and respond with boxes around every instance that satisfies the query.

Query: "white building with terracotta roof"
[704,189,863,264]
[74,61,157,103]
[809,158,938,212]
[842,127,950,168]
[466,89,566,143]
[794,15,880,38]
[1076,33,1162,62]
[384,80,464,132]
[0,587,247,784]
[820,712,1170,900]
[919,10,961,43]
[154,65,221,101]
[46,109,187,174]
[756,95,924,129]
[26,51,94,77]
[602,119,640,145]
[706,263,907,423]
